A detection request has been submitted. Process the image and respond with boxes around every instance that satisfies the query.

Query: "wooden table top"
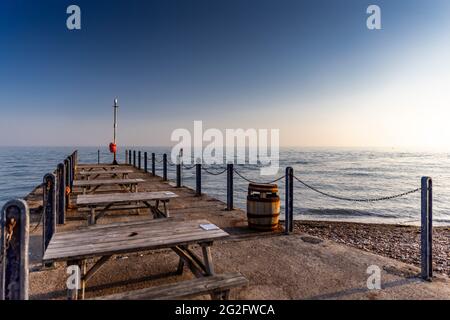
[42,219,229,263]
[77,191,178,206]
[78,169,133,176]
[73,178,145,187]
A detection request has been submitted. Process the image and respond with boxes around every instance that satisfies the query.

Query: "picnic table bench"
[42,219,229,300]
[73,178,145,194]
[77,169,133,180]
[77,191,179,224]
[94,272,248,300]
[77,164,121,172]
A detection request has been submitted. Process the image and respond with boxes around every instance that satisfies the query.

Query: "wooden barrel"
[246,183,280,231]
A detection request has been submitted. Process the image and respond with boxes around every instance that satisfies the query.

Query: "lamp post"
[112,98,119,165]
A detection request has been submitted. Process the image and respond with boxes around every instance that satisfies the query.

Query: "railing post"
[176,157,182,188]
[1,199,29,300]
[163,154,168,181]
[43,173,56,267]
[152,153,156,176]
[227,164,234,210]
[68,156,73,191]
[285,167,294,234]
[64,159,70,210]
[144,152,148,173]
[97,150,100,164]
[128,150,131,165]
[125,149,128,164]
[133,150,136,167]
[138,151,142,170]
[421,177,433,281]
[196,163,202,196]
[57,163,66,225]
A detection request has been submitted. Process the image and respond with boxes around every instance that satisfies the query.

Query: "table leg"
[163,200,170,218]
[201,244,215,276]
[67,260,80,300]
[80,260,87,299]
[89,208,96,225]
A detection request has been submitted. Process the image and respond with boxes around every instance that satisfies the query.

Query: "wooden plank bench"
[94,273,248,300]
[77,191,179,224]
[73,178,145,194]
[77,169,133,180]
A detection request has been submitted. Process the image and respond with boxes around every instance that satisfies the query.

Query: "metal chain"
[202,167,228,176]
[233,168,286,184]
[182,163,196,170]
[30,207,45,233]
[293,175,421,202]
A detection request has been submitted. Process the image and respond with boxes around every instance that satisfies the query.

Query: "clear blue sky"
[0,0,449,148]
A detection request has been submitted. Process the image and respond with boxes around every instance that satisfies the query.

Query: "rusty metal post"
[152,153,156,176]
[227,164,233,211]
[285,167,294,234]
[64,159,70,209]
[57,163,66,225]
[43,174,56,267]
[144,152,148,173]
[1,199,29,300]
[138,151,142,170]
[421,177,433,280]
[196,163,202,196]
[163,154,168,181]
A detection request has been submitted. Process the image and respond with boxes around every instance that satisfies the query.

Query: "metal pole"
[421,177,433,281]
[133,150,136,167]
[128,150,132,165]
[288,167,294,233]
[196,163,202,196]
[64,159,70,210]
[97,150,100,164]
[138,151,141,170]
[112,98,119,165]
[1,199,29,300]
[125,149,128,164]
[176,153,182,187]
[57,163,66,225]
[163,154,168,181]
[285,167,290,234]
[144,152,148,173]
[152,153,156,176]
[43,173,56,267]
[227,164,233,211]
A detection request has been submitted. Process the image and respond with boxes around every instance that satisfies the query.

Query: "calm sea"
[1,146,449,226]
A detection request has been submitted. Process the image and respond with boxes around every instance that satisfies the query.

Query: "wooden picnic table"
[73,178,145,194]
[77,164,121,172]
[42,219,229,300]
[78,169,133,180]
[77,191,179,224]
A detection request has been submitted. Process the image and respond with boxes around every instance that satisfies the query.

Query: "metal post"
[1,199,29,300]
[421,177,433,281]
[68,157,73,191]
[289,167,294,232]
[227,164,233,211]
[151,153,156,176]
[43,174,56,267]
[144,152,148,172]
[163,154,168,181]
[133,150,136,167]
[112,98,119,165]
[64,159,70,210]
[97,150,100,164]
[176,158,182,188]
[196,163,202,196]
[138,151,142,170]
[125,149,128,164]
[57,163,66,225]
[128,150,132,165]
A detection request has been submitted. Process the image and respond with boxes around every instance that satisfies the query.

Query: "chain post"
[43,173,56,268]
[421,177,433,281]
[227,164,234,211]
